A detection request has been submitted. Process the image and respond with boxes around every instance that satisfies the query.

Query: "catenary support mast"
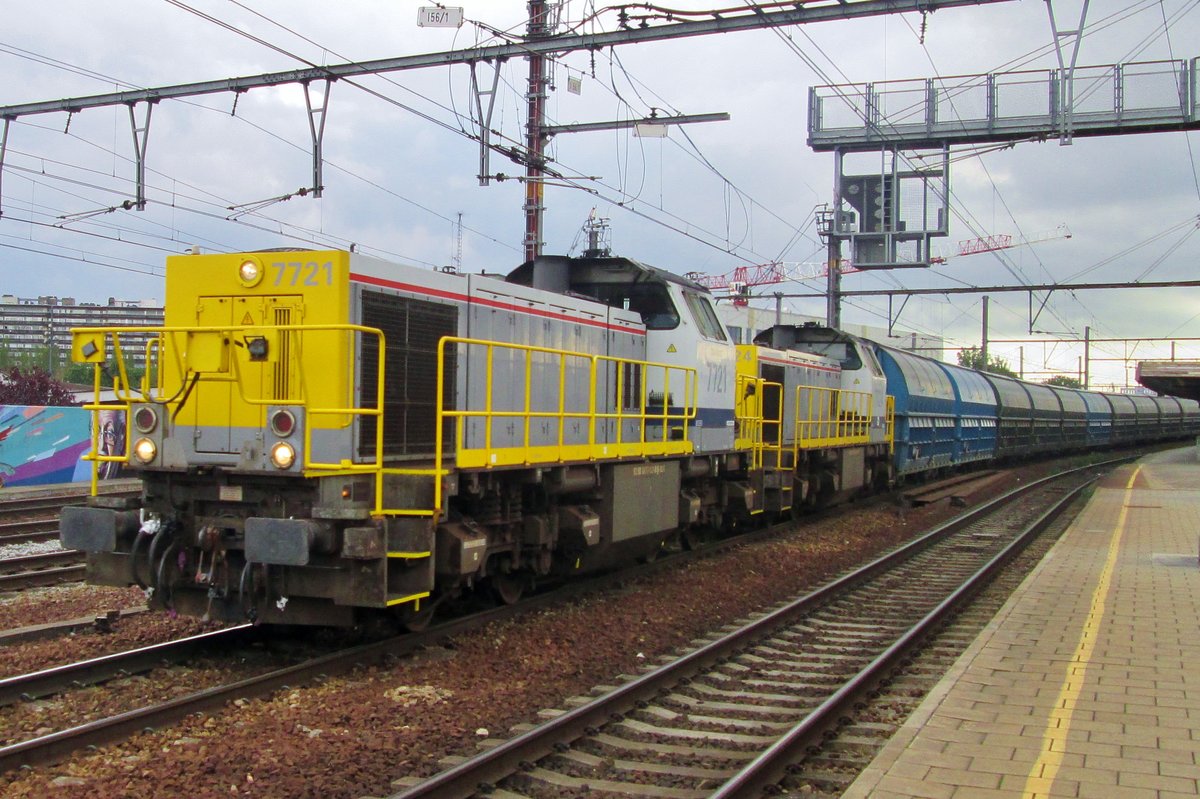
[524,0,550,261]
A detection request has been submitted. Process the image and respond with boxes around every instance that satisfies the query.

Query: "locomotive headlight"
[133,437,157,464]
[238,258,263,287]
[133,405,158,434]
[270,441,296,470]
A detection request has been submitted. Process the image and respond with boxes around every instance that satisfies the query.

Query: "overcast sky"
[1,0,1197,388]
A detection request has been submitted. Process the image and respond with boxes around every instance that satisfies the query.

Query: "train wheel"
[638,539,665,563]
[490,573,527,605]
[682,525,715,551]
[681,526,701,551]
[398,603,436,633]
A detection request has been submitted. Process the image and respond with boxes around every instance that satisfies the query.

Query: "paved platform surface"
[845,445,1200,798]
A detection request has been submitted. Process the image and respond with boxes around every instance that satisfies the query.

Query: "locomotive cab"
[506,255,737,453]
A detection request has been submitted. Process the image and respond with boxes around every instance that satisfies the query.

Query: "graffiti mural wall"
[0,405,126,488]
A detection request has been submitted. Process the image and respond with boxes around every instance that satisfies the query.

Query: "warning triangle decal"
[667,344,677,353]
[241,312,254,325]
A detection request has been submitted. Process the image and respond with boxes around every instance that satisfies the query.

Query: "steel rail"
[0,495,825,774]
[0,532,58,547]
[0,455,1125,774]
[0,607,149,647]
[388,458,1119,799]
[0,633,406,772]
[0,488,139,517]
[0,498,82,516]
[0,516,58,536]
[902,469,1008,506]
[0,550,81,573]
[0,562,649,772]
[902,468,1000,493]
[0,565,85,592]
[0,492,830,770]
[0,625,257,707]
[708,471,1099,797]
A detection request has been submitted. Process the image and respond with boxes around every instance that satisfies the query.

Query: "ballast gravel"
[0,539,64,560]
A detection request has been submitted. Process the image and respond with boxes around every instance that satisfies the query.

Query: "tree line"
[956,346,1083,388]
[0,342,144,405]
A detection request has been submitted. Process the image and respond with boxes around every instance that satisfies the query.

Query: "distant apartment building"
[0,294,163,369]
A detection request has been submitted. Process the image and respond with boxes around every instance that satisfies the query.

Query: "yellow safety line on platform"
[1020,464,1142,799]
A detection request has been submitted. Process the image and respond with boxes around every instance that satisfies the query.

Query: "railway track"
[0,484,139,517]
[0,607,149,646]
[0,492,848,773]
[0,516,59,547]
[385,461,1109,799]
[0,482,140,588]
[899,469,1009,507]
[0,598,525,772]
[0,625,257,707]
[0,458,1112,778]
[0,550,85,591]
[779,521,1070,796]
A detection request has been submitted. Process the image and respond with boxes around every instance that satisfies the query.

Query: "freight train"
[61,250,1200,628]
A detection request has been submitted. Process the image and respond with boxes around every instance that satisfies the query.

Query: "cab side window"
[683,291,728,342]
[574,282,679,330]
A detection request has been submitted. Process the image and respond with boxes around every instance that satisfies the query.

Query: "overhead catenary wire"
[162,0,795,264]
[6,0,558,239]
[0,237,162,276]
[860,2,1186,342]
[0,0,1195,380]
[746,0,1195,375]
[894,13,1084,340]
[0,135,436,264]
[1153,0,1200,206]
[2,142,444,267]
[0,42,520,258]
[0,2,1025,280]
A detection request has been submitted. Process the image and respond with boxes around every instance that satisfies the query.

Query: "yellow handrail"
[760,380,785,471]
[793,385,876,450]
[74,326,702,521]
[432,336,697,517]
[734,373,762,463]
[734,375,784,471]
[81,365,132,498]
[71,323,393,509]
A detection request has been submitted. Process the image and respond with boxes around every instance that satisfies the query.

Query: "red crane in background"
[687,261,862,306]
[930,223,1072,265]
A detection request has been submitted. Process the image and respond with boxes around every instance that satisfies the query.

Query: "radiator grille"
[273,307,291,400]
[359,291,457,457]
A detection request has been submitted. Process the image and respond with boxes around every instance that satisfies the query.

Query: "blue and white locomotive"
[756,323,1200,477]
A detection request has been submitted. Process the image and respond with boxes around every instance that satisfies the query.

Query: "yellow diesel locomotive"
[62,249,893,628]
